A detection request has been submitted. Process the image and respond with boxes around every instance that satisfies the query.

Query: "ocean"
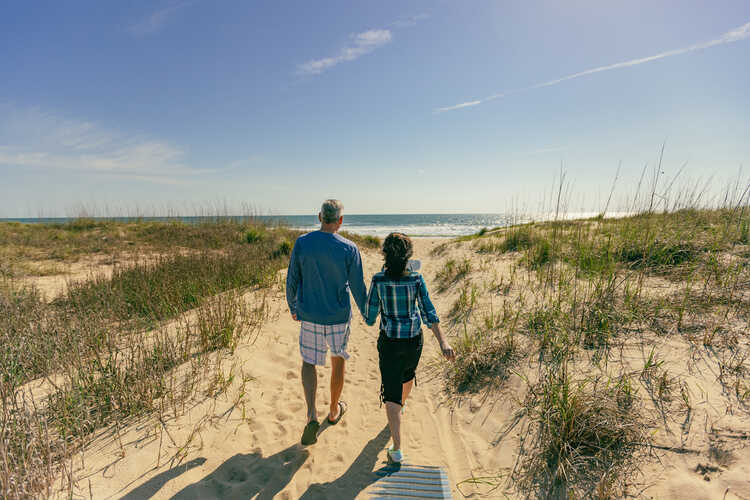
[1,214,528,238]
[266,214,521,237]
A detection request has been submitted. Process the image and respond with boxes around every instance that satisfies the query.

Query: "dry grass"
[435,257,472,291]
[436,191,750,497]
[339,231,381,249]
[518,368,645,499]
[0,217,296,499]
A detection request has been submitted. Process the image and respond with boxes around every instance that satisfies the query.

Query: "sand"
[52,238,749,499]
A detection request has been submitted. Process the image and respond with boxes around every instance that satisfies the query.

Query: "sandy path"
[71,238,510,499]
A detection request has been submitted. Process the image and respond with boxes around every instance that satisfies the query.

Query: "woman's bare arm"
[429,323,455,361]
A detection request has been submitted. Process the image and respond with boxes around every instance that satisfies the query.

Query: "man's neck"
[320,224,338,234]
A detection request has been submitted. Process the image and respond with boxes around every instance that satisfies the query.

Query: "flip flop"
[327,400,347,425]
[301,420,320,445]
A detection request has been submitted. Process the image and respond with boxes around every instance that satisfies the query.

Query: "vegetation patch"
[445,204,750,498]
[448,283,478,323]
[0,218,291,498]
[518,370,644,498]
[435,258,472,291]
[447,330,519,393]
[475,225,536,254]
[339,231,381,249]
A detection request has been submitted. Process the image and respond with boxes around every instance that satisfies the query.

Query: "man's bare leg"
[328,356,345,420]
[301,361,318,422]
[402,379,414,405]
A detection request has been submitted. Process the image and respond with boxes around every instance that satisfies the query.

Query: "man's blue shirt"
[286,230,367,325]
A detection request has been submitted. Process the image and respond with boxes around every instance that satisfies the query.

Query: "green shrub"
[526,239,553,268]
[245,228,264,243]
[63,218,104,232]
[617,239,697,271]
[502,226,535,252]
[272,240,292,259]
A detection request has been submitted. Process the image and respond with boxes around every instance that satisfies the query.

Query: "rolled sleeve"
[416,275,440,327]
[364,279,380,326]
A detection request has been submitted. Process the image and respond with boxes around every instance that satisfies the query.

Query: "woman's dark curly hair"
[383,232,413,278]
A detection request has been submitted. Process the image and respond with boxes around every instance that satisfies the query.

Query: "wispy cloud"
[0,107,215,184]
[298,29,393,75]
[434,100,482,113]
[129,2,189,37]
[436,21,750,113]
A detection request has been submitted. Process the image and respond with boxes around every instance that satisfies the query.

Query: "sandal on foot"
[387,447,404,465]
[327,401,347,425]
[301,420,320,445]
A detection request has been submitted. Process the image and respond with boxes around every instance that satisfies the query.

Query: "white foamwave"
[291,224,498,238]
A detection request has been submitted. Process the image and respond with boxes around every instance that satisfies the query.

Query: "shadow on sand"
[298,425,391,499]
[120,425,389,499]
[120,457,207,500]
[162,444,310,500]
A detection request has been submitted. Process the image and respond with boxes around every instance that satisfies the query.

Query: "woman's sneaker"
[387,447,404,465]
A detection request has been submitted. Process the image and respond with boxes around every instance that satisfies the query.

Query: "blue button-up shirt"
[286,231,367,325]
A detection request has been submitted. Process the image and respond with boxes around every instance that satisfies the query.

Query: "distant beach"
[0,212,630,238]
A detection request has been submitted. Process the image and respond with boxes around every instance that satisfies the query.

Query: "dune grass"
[438,194,750,497]
[0,217,277,275]
[339,231,381,249]
[0,217,296,499]
[435,257,472,291]
[519,368,645,498]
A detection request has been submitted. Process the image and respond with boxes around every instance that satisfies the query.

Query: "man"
[286,199,367,445]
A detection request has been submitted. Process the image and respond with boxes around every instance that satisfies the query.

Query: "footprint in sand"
[288,402,304,412]
[275,422,289,437]
[285,370,297,380]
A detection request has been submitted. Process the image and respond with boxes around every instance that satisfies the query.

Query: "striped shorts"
[299,320,351,366]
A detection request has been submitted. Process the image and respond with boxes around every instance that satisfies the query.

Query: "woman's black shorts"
[377,331,423,406]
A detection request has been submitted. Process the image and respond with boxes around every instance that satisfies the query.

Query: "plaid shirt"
[364,271,440,339]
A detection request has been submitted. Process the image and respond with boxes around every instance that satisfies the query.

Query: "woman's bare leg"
[385,402,402,450]
[401,379,414,405]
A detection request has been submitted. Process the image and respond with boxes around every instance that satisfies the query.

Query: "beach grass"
[436,193,750,497]
[0,217,297,499]
[339,231,381,249]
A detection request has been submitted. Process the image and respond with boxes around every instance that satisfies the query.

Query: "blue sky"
[1,1,749,216]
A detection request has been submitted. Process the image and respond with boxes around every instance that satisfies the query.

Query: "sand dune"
[59,237,749,499]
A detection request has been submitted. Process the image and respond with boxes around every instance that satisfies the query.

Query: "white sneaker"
[387,447,404,464]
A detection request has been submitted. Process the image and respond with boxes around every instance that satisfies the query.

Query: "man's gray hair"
[320,199,344,224]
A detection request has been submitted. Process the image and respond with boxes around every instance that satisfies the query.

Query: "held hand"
[291,312,299,321]
[440,342,456,362]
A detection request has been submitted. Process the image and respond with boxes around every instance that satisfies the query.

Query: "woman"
[364,232,455,464]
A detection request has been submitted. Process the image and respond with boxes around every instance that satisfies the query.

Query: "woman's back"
[364,271,439,338]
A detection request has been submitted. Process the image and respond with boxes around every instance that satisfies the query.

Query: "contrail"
[435,21,750,113]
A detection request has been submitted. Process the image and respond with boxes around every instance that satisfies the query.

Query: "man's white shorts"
[299,320,351,366]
